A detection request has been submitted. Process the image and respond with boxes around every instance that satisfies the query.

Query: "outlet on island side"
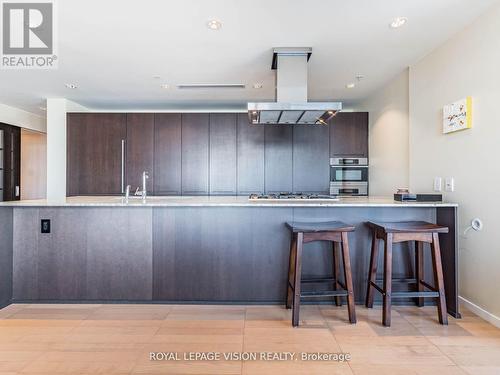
[41,219,51,234]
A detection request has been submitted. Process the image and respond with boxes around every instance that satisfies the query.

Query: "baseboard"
[459,296,500,329]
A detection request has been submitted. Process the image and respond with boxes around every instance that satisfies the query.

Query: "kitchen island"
[0,196,460,317]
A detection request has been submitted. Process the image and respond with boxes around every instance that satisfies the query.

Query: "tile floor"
[0,303,498,374]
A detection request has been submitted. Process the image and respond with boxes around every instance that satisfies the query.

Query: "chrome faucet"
[125,184,131,201]
[134,171,149,199]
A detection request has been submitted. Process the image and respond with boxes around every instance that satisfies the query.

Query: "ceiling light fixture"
[207,19,222,30]
[65,83,78,89]
[390,17,408,29]
[252,83,263,89]
[346,83,356,89]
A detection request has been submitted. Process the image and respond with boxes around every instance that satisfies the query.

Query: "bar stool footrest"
[301,277,336,284]
[392,291,440,298]
[301,290,348,298]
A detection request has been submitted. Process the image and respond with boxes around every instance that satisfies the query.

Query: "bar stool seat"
[285,221,356,326]
[365,221,449,327]
[286,221,355,233]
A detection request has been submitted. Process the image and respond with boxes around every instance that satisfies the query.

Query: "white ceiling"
[0,0,498,115]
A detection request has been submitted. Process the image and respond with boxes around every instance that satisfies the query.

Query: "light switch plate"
[433,177,442,192]
[445,177,455,192]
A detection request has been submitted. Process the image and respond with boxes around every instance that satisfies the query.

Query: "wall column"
[46,98,67,201]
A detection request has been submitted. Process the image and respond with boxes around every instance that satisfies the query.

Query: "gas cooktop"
[249,192,339,200]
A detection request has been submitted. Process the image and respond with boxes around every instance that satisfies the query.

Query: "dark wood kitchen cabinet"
[293,124,330,193]
[237,114,265,194]
[67,113,126,195]
[154,113,182,195]
[209,113,237,195]
[265,125,293,193]
[181,113,209,195]
[0,123,20,202]
[126,113,154,191]
[329,112,369,158]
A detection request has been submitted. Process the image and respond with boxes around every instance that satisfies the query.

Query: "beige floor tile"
[132,361,242,374]
[327,320,378,337]
[242,360,353,375]
[335,334,431,347]
[460,366,500,375]
[438,345,500,366]
[244,327,340,353]
[160,319,244,329]
[427,336,500,347]
[167,306,245,321]
[340,343,454,366]
[62,333,156,345]
[350,364,468,375]
[19,360,135,374]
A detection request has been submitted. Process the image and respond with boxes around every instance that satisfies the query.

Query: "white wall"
[21,130,47,200]
[358,69,409,196]
[46,99,67,201]
[409,2,500,320]
[0,103,46,132]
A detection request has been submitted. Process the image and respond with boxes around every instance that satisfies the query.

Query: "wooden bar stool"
[365,221,449,327]
[285,221,356,327]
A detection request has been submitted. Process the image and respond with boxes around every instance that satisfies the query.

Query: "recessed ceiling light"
[252,83,263,89]
[65,83,77,89]
[207,19,222,30]
[346,83,356,89]
[160,84,169,89]
[390,17,408,29]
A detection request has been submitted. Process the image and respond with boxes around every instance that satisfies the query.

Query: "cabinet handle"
[121,139,125,193]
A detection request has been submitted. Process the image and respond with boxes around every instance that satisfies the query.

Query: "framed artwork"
[443,97,472,134]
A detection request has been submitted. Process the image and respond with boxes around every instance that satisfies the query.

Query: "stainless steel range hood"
[248,47,342,125]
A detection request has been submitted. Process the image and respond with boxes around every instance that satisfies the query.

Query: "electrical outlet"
[433,177,442,192]
[445,177,455,192]
[41,219,51,234]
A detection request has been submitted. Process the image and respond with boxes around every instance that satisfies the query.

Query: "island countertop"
[0,195,458,207]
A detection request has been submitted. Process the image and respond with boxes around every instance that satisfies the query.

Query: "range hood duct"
[248,47,342,125]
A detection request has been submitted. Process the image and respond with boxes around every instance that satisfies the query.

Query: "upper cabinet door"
[67,113,126,196]
[329,112,369,158]
[181,113,209,195]
[209,113,237,195]
[154,113,182,195]
[126,114,154,191]
[237,114,265,194]
[293,124,330,194]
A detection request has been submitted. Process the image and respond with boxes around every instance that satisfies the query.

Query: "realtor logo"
[1,0,58,69]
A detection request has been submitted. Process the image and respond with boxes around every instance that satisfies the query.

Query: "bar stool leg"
[332,242,342,307]
[415,241,424,307]
[341,232,356,324]
[431,233,448,325]
[365,233,379,308]
[383,233,393,327]
[286,234,297,309]
[292,232,304,327]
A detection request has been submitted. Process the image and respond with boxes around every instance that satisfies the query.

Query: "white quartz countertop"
[0,196,458,207]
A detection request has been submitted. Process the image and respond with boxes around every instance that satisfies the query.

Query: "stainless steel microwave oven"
[329,157,368,196]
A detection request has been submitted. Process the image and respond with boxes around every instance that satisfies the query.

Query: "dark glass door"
[0,123,21,201]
